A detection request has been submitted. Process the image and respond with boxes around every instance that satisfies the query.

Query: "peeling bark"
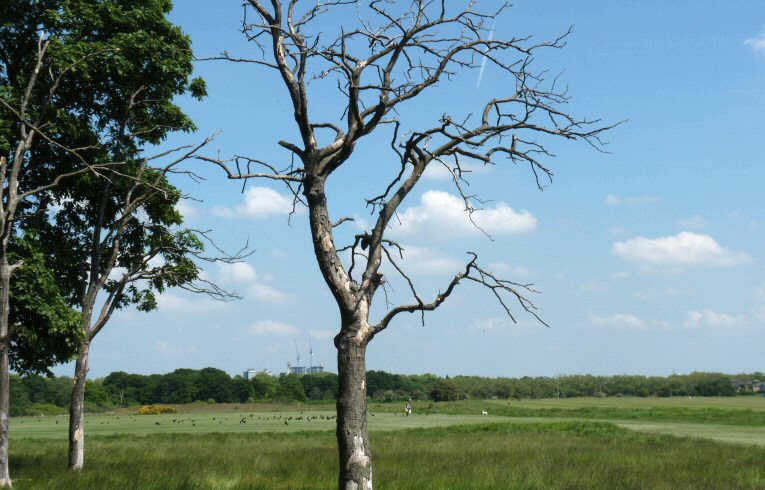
[336,323,372,490]
[0,260,11,488]
[68,341,90,470]
[0,342,10,488]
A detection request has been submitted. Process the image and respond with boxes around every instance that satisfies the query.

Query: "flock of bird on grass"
[19,406,491,429]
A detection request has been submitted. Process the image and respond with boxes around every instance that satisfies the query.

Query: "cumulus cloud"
[211,187,296,219]
[745,26,765,55]
[422,161,492,181]
[392,190,537,239]
[217,262,258,283]
[591,310,749,331]
[156,294,229,313]
[682,309,747,330]
[605,194,660,206]
[589,313,647,330]
[176,200,198,220]
[249,284,289,304]
[247,320,299,337]
[487,261,531,277]
[393,245,463,275]
[215,262,289,303]
[613,231,750,268]
[677,215,708,229]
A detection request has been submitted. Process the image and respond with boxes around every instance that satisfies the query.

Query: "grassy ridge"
[10,422,765,489]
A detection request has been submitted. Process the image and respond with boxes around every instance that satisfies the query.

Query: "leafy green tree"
[275,374,307,402]
[250,373,278,401]
[8,238,82,376]
[429,379,466,402]
[300,372,339,401]
[0,0,234,472]
[197,368,234,403]
[153,370,199,404]
[231,376,253,403]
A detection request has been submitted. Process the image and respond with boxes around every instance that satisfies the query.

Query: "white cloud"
[605,194,659,206]
[488,261,531,277]
[392,190,537,239]
[589,313,647,330]
[218,261,258,283]
[156,294,229,313]
[153,340,198,357]
[248,284,289,304]
[176,200,198,220]
[211,187,296,219]
[215,262,289,303]
[682,310,747,330]
[422,161,492,181]
[270,249,288,259]
[247,320,299,336]
[677,215,708,229]
[745,26,765,55]
[613,231,750,268]
[394,245,463,275]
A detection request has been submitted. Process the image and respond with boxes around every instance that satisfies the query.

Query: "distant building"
[287,362,306,375]
[243,368,272,379]
[307,363,325,374]
[287,362,324,375]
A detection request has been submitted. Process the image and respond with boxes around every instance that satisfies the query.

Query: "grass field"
[8,397,765,489]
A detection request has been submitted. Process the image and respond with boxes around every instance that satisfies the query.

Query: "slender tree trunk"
[68,340,90,470]
[0,341,10,488]
[336,317,372,490]
[0,259,12,487]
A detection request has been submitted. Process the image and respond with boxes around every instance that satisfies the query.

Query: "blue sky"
[54,1,765,379]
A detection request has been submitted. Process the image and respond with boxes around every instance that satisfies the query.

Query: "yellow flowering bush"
[137,404,178,415]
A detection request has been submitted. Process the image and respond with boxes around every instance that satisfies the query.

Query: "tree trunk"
[0,341,10,488]
[336,321,372,490]
[68,340,90,470]
[0,258,12,487]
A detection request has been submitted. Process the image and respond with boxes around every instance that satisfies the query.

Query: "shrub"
[27,403,67,416]
[137,404,177,415]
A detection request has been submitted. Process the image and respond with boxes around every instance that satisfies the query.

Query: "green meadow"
[9,397,765,489]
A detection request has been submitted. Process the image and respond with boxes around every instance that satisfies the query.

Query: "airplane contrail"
[476,18,497,90]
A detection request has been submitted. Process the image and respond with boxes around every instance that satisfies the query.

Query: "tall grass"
[9,422,765,489]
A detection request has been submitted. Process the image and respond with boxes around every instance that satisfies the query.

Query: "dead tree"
[204,2,614,488]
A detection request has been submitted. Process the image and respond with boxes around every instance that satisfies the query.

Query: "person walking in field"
[405,402,412,417]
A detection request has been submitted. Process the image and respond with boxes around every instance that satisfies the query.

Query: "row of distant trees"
[11,369,762,415]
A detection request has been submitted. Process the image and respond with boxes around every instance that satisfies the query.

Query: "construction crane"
[308,332,314,369]
[293,338,301,369]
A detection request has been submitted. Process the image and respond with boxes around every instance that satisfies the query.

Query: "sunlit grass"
[9,423,765,489]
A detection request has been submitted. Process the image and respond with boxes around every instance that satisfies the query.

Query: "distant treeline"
[10,369,763,415]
